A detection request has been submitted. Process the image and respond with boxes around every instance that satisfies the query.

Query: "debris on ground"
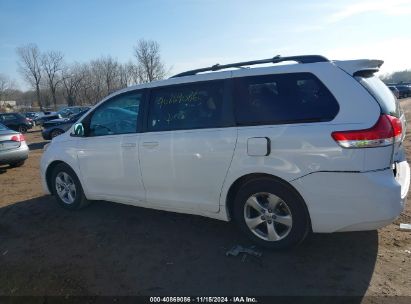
[399,223,411,231]
[226,245,262,258]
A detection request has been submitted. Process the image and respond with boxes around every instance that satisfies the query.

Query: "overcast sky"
[1,0,411,89]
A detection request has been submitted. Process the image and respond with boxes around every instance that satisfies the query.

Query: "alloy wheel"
[243,192,293,241]
[55,172,77,204]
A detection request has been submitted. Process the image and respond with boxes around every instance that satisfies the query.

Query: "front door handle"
[142,141,159,148]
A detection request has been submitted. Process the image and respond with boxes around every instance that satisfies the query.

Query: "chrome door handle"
[142,141,159,148]
[121,143,137,148]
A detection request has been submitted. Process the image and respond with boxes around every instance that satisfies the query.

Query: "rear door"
[139,80,236,212]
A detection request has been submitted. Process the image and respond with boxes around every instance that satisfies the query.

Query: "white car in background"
[40,55,410,249]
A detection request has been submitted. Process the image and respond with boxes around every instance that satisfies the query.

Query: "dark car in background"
[24,112,43,126]
[395,84,411,99]
[0,123,29,167]
[388,86,400,99]
[42,109,90,140]
[35,106,90,126]
[0,113,33,133]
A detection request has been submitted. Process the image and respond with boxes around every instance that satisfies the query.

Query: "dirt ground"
[1,100,411,299]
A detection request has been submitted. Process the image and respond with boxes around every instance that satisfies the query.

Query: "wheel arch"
[45,160,72,194]
[224,173,312,230]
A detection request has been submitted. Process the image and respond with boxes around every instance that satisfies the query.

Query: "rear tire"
[232,177,310,249]
[51,163,90,210]
[18,125,28,133]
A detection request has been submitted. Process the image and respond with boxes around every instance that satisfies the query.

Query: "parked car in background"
[35,106,90,126]
[24,112,43,126]
[395,85,411,99]
[388,86,400,99]
[34,112,57,126]
[41,55,410,249]
[0,113,33,133]
[0,123,29,167]
[42,109,90,140]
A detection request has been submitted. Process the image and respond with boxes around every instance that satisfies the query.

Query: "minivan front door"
[76,91,145,204]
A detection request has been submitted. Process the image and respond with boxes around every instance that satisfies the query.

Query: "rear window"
[356,76,401,117]
[233,73,339,125]
[0,123,7,130]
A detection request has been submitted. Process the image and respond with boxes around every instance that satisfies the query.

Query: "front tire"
[51,163,90,210]
[233,178,310,249]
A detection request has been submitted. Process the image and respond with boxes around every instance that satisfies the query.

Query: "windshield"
[356,75,401,117]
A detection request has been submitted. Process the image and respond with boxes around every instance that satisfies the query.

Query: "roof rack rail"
[171,55,329,78]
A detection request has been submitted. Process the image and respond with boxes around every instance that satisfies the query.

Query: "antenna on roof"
[170,55,329,78]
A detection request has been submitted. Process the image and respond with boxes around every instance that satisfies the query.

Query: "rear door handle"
[142,141,159,148]
[121,143,137,148]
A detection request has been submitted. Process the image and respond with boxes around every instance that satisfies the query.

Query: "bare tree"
[16,44,44,110]
[61,64,85,106]
[0,74,15,101]
[41,51,64,110]
[133,39,166,83]
[93,56,121,95]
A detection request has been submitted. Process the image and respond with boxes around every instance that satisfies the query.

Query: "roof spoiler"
[333,59,384,77]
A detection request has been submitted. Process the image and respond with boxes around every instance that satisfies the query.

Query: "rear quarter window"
[356,76,401,117]
[233,72,339,125]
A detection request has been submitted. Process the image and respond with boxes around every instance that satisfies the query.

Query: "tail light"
[11,134,25,142]
[332,114,402,148]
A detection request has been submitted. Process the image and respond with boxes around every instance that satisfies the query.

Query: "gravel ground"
[0,100,410,298]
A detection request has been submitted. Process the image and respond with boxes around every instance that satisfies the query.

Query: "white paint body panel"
[139,128,237,212]
[40,59,409,234]
[76,134,145,203]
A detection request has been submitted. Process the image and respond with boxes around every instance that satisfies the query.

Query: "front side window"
[148,81,225,131]
[234,73,339,125]
[88,92,142,136]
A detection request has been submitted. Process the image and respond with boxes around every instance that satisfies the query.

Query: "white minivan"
[40,55,410,248]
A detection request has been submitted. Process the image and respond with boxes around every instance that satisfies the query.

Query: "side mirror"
[72,123,85,137]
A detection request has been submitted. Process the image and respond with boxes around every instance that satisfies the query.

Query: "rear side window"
[356,76,401,117]
[233,73,339,125]
[0,114,17,121]
[148,81,225,131]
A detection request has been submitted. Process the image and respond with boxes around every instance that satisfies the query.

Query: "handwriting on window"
[157,91,201,108]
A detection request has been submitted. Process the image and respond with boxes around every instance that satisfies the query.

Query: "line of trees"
[3,39,167,111]
[380,70,411,84]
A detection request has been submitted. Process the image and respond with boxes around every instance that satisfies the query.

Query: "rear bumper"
[0,143,29,165]
[291,161,409,233]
